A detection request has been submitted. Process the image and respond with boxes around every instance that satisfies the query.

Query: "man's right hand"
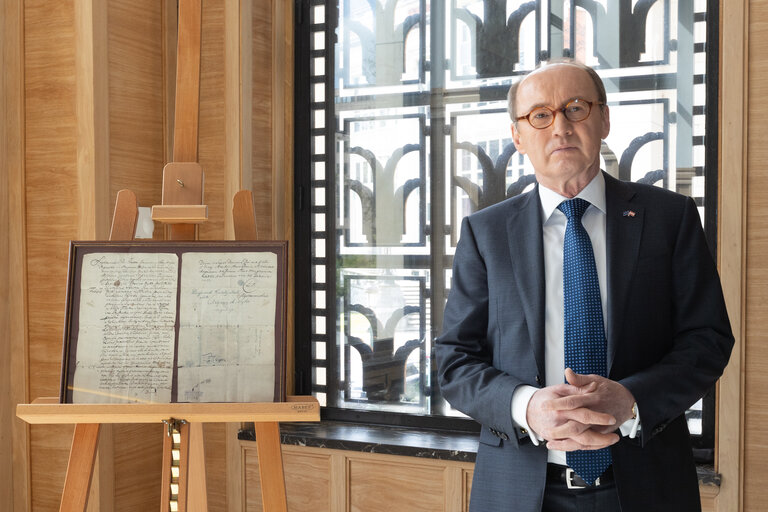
[526,383,620,451]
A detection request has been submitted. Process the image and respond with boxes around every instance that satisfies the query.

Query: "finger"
[571,429,620,449]
[546,430,619,451]
[545,394,597,411]
[546,435,618,452]
[546,419,591,439]
[565,369,604,390]
[546,413,614,440]
[553,406,617,427]
[564,368,588,387]
[546,383,588,396]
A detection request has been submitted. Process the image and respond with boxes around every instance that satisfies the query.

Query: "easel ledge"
[16,395,319,424]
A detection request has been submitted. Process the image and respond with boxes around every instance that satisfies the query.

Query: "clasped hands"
[526,368,636,451]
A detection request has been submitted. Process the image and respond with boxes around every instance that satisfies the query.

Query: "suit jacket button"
[501,432,510,440]
[535,375,542,385]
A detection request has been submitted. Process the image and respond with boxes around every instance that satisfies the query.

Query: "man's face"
[511,64,610,195]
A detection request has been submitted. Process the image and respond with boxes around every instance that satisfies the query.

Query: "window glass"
[300,0,715,447]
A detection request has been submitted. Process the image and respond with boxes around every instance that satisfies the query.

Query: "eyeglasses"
[516,99,603,129]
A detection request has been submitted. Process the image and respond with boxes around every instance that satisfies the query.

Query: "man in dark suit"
[435,60,734,511]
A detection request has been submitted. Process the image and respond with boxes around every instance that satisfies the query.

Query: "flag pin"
[623,210,636,217]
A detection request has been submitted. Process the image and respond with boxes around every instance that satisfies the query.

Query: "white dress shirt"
[510,171,639,465]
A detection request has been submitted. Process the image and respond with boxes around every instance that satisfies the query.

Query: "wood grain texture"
[745,4,768,511]
[348,456,445,511]
[233,190,259,240]
[197,0,227,242]
[252,0,274,241]
[60,424,100,512]
[716,0,748,510]
[17,399,320,424]
[2,1,31,510]
[254,422,289,511]
[108,0,165,231]
[24,1,80,508]
[444,466,463,512]
[226,425,244,512]
[464,469,473,512]
[109,190,139,240]
[29,424,73,511]
[172,0,202,163]
[224,0,253,241]
[244,444,333,512]
[247,445,478,512]
[203,423,227,511]
[75,0,110,241]
[275,0,296,396]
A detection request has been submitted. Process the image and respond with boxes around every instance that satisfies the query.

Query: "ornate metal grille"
[296,0,717,450]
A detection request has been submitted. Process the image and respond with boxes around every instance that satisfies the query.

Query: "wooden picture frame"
[60,240,288,404]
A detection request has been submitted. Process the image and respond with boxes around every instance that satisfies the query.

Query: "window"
[295,0,719,458]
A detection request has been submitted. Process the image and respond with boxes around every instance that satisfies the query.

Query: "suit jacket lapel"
[506,188,546,381]
[604,172,643,373]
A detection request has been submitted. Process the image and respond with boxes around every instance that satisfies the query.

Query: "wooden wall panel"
[112,424,164,511]
[24,0,78,403]
[198,0,227,241]
[204,423,228,511]
[282,450,332,511]
[744,3,768,511]
[252,0,274,240]
[1,171,12,510]
[1,1,28,510]
[245,446,332,512]
[464,469,473,512]
[242,444,480,512]
[107,0,165,212]
[24,1,80,508]
[348,457,445,511]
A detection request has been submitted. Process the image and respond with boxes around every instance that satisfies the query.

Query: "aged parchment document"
[72,253,178,403]
[176,252,277,402]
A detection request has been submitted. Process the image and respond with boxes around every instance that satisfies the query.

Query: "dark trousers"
[542,466,621,512]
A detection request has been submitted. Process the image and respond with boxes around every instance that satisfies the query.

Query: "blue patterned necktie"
[558,198,612,486]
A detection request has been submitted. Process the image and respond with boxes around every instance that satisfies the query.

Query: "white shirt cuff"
[511,385,544,445]
[619,404,641,438]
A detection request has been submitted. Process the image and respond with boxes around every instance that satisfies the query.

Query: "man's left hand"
[550,369,636,434]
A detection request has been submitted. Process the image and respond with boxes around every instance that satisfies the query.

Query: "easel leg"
[254,422,288,512]
[187,422,209,511]
[60,423,100,512]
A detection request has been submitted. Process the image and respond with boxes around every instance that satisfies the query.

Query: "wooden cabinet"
[241,442,474,512]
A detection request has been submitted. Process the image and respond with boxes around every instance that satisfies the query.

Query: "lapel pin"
[622,210,636,217]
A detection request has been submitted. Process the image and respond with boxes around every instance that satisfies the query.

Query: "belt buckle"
[565,468,600,489]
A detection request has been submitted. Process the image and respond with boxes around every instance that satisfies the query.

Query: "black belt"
[546,464,614,489]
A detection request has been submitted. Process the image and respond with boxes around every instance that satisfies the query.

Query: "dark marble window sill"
[238,420,478,463]
[237,421,721,487]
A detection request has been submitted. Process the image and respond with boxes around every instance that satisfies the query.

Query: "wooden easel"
[16,107,313,512]
[17,1,314,510]
[16,398,319,511]
[15,129,314,512]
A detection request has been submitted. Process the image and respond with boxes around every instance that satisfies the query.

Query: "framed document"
[60,240,288,404]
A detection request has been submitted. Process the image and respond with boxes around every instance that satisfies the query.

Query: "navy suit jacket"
[436,172,733,512]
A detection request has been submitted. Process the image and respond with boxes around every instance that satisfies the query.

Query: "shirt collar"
[538,171,606,223]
